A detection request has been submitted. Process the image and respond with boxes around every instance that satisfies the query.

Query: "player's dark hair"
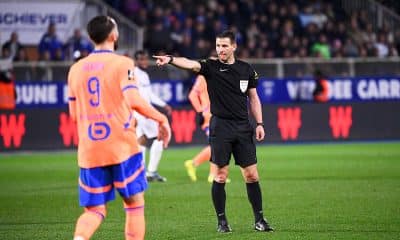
[87,16,116,44]
[216,30,236,44]
[134,50,148,60]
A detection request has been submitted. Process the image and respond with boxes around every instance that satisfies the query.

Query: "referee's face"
[216,37,236,63]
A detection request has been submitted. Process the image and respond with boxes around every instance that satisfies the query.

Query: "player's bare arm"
[188,88,203,112]
[153,55,201,72]
[123,89,171,147]
[248,88,265,141]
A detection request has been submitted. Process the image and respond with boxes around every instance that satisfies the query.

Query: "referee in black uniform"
[153,30,273,233]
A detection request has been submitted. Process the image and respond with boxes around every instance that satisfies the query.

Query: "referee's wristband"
[256,122,264,127]
[167,55,174,64]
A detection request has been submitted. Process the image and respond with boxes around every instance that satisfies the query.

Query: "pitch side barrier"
[11,77,400,108]
[1,101,399,151]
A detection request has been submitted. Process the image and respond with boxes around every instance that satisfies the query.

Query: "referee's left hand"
[153,55,169,66]
[255,125,265,141]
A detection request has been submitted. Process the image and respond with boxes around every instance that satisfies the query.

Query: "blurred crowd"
[106,0,399,59]
[2,0,400,62]
[376,0,400,14]
[1,23,94,62]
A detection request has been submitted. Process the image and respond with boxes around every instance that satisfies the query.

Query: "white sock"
[147,139,163,173]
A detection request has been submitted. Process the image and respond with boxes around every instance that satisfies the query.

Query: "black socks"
[246,181,264,222]
[212,181,227,222]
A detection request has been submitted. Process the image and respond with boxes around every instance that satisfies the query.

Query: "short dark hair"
[216,30,236,44]
[87,16,116,44]
[134,50,148,60]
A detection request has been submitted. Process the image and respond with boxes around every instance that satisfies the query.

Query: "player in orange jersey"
[185,75,230,183]
[68,16,171,240]
[184,75,213,182]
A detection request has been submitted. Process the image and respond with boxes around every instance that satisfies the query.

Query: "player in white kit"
[134,50,172,182]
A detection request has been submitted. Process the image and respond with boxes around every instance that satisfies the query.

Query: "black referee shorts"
[209,116,257,168]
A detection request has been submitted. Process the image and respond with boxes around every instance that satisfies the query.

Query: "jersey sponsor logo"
[219,68,228,72]
[277,107,302,140]
[240,80,249,93]
[0,113,26,148]
[88,122,111,141]
[329,106,352,139]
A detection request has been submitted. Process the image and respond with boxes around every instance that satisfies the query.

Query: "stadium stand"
[1,0,398,62]
[104,0,398,59]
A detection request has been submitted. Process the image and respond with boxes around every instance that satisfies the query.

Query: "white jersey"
[134,67,166,107]
[134,67,167,138]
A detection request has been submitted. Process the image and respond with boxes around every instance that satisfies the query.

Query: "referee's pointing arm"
[153,55,201,72]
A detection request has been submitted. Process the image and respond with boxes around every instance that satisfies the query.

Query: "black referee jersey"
[198,58,259,121]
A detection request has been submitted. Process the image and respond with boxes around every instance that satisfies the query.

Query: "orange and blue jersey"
[189,75,211,132]
[68,49,141,169]
[68,50,151,206]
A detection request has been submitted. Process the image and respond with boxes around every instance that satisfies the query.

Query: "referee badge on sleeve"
[240,80,249,93]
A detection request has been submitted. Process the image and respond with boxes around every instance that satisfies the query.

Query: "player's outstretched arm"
[123,90,171,147]
[153,55,201,72]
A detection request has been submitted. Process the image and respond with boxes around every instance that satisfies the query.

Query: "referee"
[153,30,273,233]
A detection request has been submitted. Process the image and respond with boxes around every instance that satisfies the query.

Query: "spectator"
[246,21,260,42]
[0,48,16,109]
[2,32,24,61]
[38,23,64,60]
[65,29,94,61]
[122,0,142,17]
[145,21,172,55]
[388,43,399,56]
[14,48,29,62]
[311,34,331,59]
[349,14,364,45]
[361,23,377,44]
[343,38,359,57]
[178,33,195,58]
[170,19,184,52]
[134,8,148,27]
[374,33,389,58]
[194,38,210,59]
[331,39,344,58]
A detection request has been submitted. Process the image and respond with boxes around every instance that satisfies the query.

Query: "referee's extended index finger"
[152,55,164,59]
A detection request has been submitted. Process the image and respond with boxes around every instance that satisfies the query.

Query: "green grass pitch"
[0,143,399,240]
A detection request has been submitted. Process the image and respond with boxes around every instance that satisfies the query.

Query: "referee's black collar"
[218,58,236,65]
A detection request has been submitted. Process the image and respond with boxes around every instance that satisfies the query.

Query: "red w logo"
[277,107,302,140]
[171,110,196,143]
[59,112,78,146]
[329,106,352,139]
[0,114,26,148]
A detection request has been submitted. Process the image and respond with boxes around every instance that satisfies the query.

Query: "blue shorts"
[78,153,147,207]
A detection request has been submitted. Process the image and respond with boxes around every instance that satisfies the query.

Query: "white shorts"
[136,114,158,139]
